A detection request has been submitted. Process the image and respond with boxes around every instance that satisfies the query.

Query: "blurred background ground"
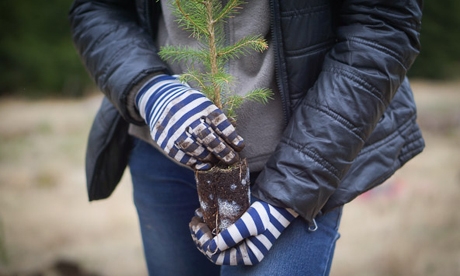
[0,80,459,276]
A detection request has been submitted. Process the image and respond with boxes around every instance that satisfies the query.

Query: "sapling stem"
[160,0,273,123]
[204,0,222,109]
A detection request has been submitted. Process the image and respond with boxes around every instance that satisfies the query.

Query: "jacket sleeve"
[69,0,169,124]
[253,0,422,221]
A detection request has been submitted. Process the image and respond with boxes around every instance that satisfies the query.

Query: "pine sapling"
[159,0,273,234]
[159,0,273,123]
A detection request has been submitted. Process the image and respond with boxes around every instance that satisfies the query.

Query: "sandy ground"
[0,80,459,275]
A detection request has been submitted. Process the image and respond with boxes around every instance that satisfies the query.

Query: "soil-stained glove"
[190,200,298,265]
[136,74,244,170]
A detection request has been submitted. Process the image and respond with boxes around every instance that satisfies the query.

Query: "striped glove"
[135,74,244,170]
[190,200,298,265]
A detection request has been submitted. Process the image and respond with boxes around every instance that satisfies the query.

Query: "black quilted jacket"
[70,0,425,221]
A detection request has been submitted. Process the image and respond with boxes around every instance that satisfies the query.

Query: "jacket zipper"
[269,0,290,126]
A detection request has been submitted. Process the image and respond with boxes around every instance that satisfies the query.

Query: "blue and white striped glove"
[136,74,244,170]
[189,200,298,265]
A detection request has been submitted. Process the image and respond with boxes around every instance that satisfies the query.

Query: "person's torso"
[135,0,287,171]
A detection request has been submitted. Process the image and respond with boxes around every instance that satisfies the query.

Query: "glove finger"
[223,243,254,266]
[190,121,239,165]
[208,233,269,266]
[207,250,226,265]
[227,247,240,266]
[211,227,278,266]
[236,242,259,265]
[167,145,193,165]
[152,91,237,165]
[208,247,235,265]
[167,144,204,168]
[194,208,204,220]
[176,132,218,164]
[189,216,214,250]
[210,245,251,266]
[205,111,245,152]
[194,161,213,171]
[244,236,268,265]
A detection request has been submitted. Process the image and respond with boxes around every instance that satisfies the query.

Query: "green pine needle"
[218,36,268,62]
[244,88,274,104]
[172,0,209,38]
[214,0,246,22]
[162,0,273,123]
[158,45,207,64]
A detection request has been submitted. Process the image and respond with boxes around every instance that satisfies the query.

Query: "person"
[69,0,424,275]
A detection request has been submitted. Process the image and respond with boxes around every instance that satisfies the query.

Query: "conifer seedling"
[159,0,273,123]
[158,0,273,234]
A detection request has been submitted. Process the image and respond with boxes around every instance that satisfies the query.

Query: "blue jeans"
[129,138,342,276]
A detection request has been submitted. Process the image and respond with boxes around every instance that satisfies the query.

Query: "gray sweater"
[129,0,284,172]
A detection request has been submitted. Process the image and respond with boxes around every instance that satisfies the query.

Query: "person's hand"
[136,74,244,170]
[189,200,298,265]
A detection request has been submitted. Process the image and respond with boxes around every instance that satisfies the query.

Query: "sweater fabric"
[129,0,284,172]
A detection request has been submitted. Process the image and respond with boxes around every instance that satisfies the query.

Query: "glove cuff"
[252,198,299,219]
[134,74,173,109]
[127,73,165,123]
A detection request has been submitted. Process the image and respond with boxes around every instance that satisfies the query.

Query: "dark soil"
[195,158,250,234]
